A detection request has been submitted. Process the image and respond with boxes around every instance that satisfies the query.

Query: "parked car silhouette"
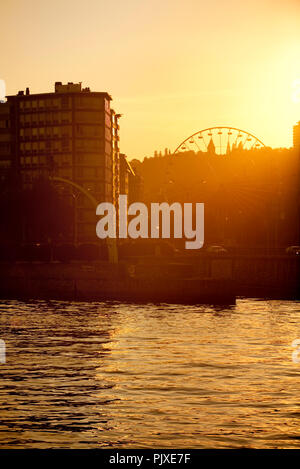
[286,246,300,255]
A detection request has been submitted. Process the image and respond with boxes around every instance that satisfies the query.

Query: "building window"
[105,99,110,112]
[75,110,102,123]
[61,111,71,123]
[105,113,111,128]
[76,167,83,177]
[61,97,69,108]
[61,125,71,137]
[62,137,69,150]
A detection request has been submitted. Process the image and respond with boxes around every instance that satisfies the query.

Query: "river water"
[0,298,299,449]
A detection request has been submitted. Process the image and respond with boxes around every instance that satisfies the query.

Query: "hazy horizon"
[1,0,299,159]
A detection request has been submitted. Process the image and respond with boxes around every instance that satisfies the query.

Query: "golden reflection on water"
[0,299,299,448]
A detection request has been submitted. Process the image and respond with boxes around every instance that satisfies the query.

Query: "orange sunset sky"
[1,0,300,159]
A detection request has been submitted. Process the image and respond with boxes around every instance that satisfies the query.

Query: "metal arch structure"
[173,127,266,155]
[50,176,118,264]
[50,176,98,208]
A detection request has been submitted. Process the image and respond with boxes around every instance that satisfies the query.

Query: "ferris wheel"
[173,127,265,155]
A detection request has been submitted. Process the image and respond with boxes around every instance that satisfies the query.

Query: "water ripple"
[0,298,299,448]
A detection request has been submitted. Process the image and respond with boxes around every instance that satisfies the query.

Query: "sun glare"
[292,78,300,104]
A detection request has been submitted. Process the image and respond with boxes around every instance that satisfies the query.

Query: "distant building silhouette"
[0,100,13,183]
[119,153,135,202]
[207,138,216,154]
[0,82,132,242]
[293,121,300,152]
[130,135,300,249]
[153,148,171,158]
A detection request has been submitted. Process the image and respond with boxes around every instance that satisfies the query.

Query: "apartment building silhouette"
[0,82,133,242]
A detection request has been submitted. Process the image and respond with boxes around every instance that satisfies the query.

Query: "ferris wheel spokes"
[174,127,265,155]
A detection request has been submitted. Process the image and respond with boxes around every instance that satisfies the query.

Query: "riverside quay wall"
[0,254,298,304]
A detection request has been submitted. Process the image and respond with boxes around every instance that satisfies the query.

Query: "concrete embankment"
[0,255,298,303]
[0,259,235,304]
[179,254,300,299]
